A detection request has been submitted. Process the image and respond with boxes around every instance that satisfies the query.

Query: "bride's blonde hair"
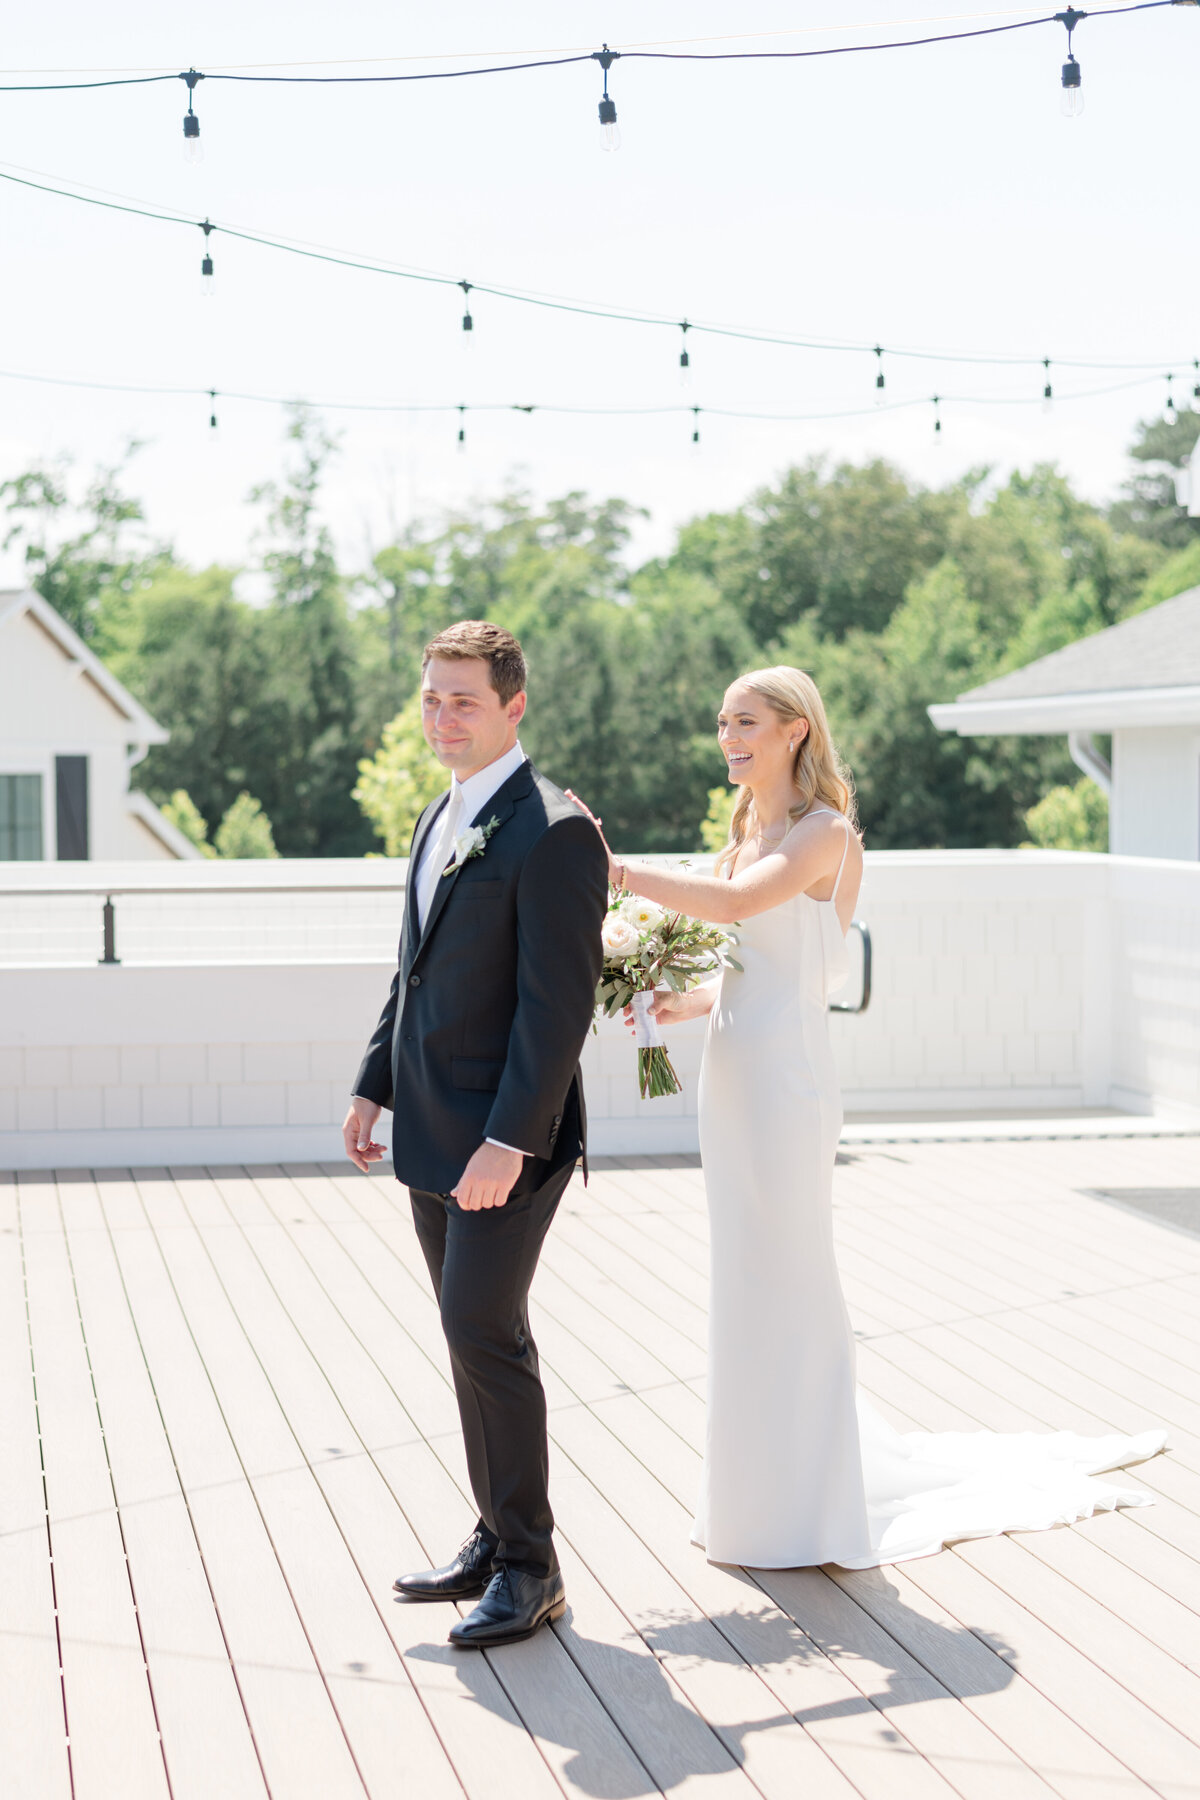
[714,666,859,877]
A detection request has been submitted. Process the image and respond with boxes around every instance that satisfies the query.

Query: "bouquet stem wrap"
[630,989,681,1100]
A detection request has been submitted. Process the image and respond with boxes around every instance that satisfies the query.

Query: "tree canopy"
[5,406,1196,856]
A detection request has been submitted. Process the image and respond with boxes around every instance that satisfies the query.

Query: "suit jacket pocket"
[451,1055,506,1091]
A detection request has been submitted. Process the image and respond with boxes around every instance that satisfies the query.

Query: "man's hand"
[342,1097,387,1173]
[452,1141,524,1212]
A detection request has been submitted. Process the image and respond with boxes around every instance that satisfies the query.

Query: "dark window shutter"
[55,756,90,860]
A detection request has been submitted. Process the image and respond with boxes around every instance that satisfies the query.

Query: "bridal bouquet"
[597,892,739,1099]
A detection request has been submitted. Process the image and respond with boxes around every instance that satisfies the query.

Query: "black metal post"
[830,920,871,1014]
[100,895,120,965]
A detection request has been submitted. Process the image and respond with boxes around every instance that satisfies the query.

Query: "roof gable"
[957,585,1200,705]
[0,588,168,744]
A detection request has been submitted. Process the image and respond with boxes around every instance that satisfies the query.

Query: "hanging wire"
[0,6,1185,92]
[0,362,1172,421]
[2,163,1195,378]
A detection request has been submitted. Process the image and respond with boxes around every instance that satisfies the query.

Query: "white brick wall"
[2,850,1198,1169]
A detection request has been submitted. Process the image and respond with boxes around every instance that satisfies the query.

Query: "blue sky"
[1,2,1196,580]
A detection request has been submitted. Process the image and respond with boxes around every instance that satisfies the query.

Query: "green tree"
[213,792,279,858]
[1,448,172,644]
[701,786,736,852]
[353,693,448,856]
[661,457,952,644]
[1022,779,1108,851]
[117,566,288,840]
[160,789,216,857]
[249,406,370,856]
[1109,406,1200,549]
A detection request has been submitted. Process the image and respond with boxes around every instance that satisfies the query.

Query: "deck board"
[5,1135,1200,1799]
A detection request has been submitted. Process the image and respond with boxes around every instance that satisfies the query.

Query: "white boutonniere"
[443,814,502,877]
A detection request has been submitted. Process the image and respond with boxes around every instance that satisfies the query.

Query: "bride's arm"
[566,791,854,927]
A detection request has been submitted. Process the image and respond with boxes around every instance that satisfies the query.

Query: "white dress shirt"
[413,739,530,1158]
[413,739,527,929]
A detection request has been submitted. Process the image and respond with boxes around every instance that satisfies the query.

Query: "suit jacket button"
[553,1114,562,1125]
[409,974,422,988]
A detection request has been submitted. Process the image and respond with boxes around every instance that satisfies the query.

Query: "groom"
[343,620,607,1648]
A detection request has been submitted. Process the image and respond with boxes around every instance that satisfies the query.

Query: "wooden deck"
[4,1135,1200,1800]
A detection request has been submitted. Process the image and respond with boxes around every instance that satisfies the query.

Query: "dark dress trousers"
[353,759,608,1576]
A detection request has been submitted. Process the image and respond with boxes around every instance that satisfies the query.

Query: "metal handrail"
[0,881,408,965]
[829,919,872,1015]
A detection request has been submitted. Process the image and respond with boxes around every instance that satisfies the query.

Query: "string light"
[182,68,203,163]
[208,389,217,428]
[593,44,620,150]
[1164,372,1176,419]
[932,394,942,439]
[874,345,885,405]
[691,405,701,447]
[1043,357,1053,410]
[5,165,1198,382]
[679,321,691,387]
[1056,8,1085,117]
[460,279,473,342]
[1193,358,1200,402]
[457,404,466,449]
[199,217,214,294]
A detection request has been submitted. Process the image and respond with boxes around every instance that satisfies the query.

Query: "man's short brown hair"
[422,620,527,706]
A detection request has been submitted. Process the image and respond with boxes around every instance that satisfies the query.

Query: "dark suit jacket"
[353,759,609,1196]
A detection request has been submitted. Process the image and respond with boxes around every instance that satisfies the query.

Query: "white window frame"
[0,752,53,861]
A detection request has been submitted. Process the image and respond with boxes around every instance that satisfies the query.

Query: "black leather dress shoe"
[449,1566,566,1648]
[393,1531,497,1602]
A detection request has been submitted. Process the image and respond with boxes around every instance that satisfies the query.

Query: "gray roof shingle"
[958,583,1200,702]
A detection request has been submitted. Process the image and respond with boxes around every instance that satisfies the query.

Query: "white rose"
[601,914,641,959]
[455,825,486,860]
[619,896,665,932]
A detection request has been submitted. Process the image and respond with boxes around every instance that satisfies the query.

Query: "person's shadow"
[403,1565,1017,1797]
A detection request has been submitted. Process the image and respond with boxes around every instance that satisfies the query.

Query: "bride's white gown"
[693,817,1167,1570]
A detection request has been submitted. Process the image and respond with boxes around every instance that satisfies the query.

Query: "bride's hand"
[565,789,619,882]
[623,988,709,1032]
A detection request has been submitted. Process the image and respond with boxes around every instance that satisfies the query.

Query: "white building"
[929,584,1200,859]
[0,587,201,862]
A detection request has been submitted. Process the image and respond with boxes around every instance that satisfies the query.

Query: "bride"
[569,665,1167,1569]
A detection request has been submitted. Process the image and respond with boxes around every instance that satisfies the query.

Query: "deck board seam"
[123,1170,380,1800]
[49,1176,175,1800]
[14,1179,75,1800]
[81,1170,274,1799]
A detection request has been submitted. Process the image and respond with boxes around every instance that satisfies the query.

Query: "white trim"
[124,791,206,861]
[928,683,1200,735]
[0,589,169,743]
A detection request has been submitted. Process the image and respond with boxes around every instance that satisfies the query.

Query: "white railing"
[1,850,1197,1169]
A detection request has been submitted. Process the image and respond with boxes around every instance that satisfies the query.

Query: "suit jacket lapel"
[412,759,536,964]
[401,792,451,978]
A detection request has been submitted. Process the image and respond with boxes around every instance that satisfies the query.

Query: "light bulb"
[183,127,204,166]
[680,350,691,389]
[1060,58,1083,117]
[462,312,473,345]
[201,254,215,297]
[874,372,885,408]
[598,97,620,152]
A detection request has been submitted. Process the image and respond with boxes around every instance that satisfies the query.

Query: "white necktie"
[416,786,465,932]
